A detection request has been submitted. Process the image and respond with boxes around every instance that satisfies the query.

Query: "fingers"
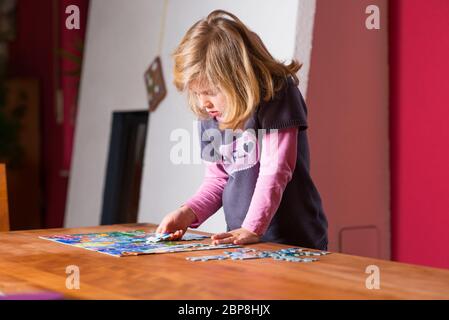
[235,233,260,245]
[211,232,232,240]
[179,229,186,237]
[157,218,183,235]
[233,237,250,245]
[156,220,170,234]
[173,230,182,238]
[212,235,236,245]
[171,229,184,240]
[211,228,262,246]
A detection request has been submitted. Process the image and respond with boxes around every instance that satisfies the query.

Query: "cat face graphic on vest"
[219,130,259,175]
[202,126,280,177]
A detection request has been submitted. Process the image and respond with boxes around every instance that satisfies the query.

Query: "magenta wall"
[390,0,449,269]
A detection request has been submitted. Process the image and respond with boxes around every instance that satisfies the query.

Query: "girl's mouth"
[208,111,220,117]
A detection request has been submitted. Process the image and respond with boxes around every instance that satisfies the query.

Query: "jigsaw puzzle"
[39,230,239,257]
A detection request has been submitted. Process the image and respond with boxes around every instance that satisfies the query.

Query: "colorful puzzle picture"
[39,230,240,257]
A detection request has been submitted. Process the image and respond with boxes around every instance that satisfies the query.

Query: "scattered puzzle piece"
[186,255,229,262]
[146,233,172,243]
[230,253,262,260]
[226,248,265,260]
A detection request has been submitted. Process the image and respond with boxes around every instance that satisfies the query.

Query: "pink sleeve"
[241,127,298,236]
[183,161,229,228]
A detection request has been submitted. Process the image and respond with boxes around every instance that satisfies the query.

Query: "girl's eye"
[193,89,217,97]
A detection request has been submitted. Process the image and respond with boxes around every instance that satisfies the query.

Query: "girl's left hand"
[211,228,260,245]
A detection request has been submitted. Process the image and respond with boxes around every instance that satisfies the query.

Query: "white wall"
[65,0,165,227]
[295,0,316,98]
[66,0,315,232]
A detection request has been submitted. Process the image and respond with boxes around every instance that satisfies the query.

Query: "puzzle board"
[39,230,239,257]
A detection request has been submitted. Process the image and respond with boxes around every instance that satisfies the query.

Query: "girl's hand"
[156,206,197,240]
[211,228,260,245]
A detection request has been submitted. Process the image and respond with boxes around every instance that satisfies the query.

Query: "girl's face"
[189,81,227,122]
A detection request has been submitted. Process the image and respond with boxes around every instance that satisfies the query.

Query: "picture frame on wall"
[144,56,167,112]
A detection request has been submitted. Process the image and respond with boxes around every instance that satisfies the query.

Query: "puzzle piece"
[225,248,265,260]
[268,247,329,262]
[181,233,210,241]
[146,232,209,243]
[270,254,318,263]
[229,253,263,260]
[146,233,172,243]
[276,248,329,256]
[287,257,318,263]
[186,255,229,262]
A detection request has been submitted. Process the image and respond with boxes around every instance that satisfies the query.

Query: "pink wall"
[307,0,390,259]
[60,0,89,172]
[390,0,449,269]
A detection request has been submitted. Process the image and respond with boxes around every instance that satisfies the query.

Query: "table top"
[0,223,448,299]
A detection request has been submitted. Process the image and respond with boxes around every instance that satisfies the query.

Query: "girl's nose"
[200,97,212,109]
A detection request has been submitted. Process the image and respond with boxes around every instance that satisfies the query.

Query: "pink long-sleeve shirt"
[184,127,298,236]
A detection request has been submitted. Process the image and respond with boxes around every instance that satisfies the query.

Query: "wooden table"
[0,223,448,299]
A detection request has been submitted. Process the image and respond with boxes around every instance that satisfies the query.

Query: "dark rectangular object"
[101,111,148,225]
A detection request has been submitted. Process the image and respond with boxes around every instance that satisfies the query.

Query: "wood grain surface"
[0,223,448,299]
[0,164,9,232]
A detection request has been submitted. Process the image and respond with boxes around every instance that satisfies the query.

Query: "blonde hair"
[172,9,302,130]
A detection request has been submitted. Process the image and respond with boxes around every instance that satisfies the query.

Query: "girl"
[156,10,328,250]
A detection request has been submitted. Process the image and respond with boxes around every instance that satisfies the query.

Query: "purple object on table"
[0,291,64,300]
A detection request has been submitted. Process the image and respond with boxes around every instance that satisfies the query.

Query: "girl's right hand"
[156,206,197,240]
